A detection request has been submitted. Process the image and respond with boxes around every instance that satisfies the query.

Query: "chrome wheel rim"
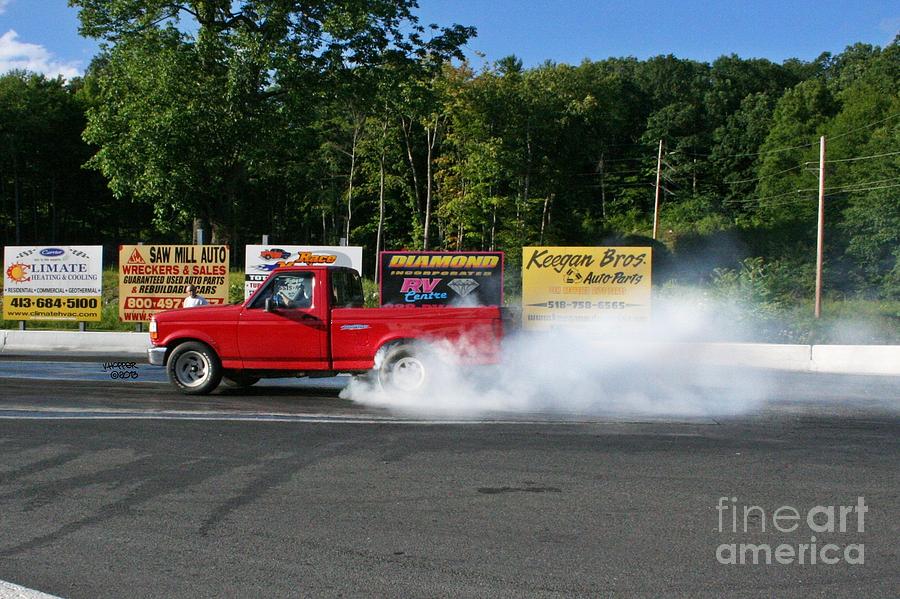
[174,351,210,387]
[390,356,426,391]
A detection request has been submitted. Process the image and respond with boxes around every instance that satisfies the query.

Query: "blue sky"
[0,0,897,78]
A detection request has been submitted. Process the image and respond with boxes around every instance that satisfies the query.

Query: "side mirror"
[264,297,276,312]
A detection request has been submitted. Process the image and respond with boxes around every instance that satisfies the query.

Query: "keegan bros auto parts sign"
[119,245,229,321]
[522,246,651,330]
[244,245,363,299]
[3,246,103,321]
[380,251,504,306]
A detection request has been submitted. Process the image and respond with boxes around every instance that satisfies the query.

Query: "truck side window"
[347,271,364,307]
[332,269,365,308]
[251,273,313,309]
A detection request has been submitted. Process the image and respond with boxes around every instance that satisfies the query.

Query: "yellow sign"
[3,246,103,321]
[521,246,652,330]
[118,245,230,322]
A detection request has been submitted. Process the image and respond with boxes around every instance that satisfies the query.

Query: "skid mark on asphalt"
[0,450,256,557]
[477,486,563,494]
[0,455,157,511]
[0,452,83,485]
[198,440,359,537]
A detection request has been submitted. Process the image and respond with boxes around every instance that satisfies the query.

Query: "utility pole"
[815,135,826,318]
[652,139,663,239]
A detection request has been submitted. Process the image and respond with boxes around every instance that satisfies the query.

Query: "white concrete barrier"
[675,343,812,371]
[586,341,812,372]
[0,330,149,356]
[811,345,900,376]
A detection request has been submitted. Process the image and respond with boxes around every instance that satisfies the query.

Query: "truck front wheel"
[378,344,431,393]
[167,341,223,395]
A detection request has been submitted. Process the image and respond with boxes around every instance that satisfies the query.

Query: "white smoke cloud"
[341,294,781,419]
[0,30,82,79]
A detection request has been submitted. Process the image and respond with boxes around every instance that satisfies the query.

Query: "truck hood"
[153,303,244,323]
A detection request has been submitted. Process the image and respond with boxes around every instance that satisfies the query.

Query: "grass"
[656,284,900,344]
[781,299,900,345]
[2,270,898,343]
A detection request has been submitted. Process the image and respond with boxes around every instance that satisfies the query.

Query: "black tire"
[167,341,223,395]
[222,371,261,388]
[378,344,432,393]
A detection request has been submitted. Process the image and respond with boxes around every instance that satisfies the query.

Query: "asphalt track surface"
[0,357,897,598]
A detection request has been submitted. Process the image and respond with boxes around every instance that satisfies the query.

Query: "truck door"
[238,271,329,369]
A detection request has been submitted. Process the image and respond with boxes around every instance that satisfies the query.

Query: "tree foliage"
[3,14,898,299]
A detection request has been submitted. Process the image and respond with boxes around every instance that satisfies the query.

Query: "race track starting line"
[0,579,62,599]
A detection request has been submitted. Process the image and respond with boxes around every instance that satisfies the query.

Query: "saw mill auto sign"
[3,245,103,321]
[521,246,652,330]
[379,251,504,307]
[119,244,230,322]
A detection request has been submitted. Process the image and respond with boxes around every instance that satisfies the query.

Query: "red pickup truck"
[148,266,504,395]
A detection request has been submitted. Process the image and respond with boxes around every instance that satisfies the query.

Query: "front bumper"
[147,346,167,366]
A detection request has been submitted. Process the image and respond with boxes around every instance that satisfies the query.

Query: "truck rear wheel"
[378,344,431,393]
[167,341,222,395]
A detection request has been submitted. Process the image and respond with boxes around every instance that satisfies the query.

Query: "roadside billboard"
[3,245,103,321]
[244,245,363,299]
[379,251,504,307]
[119,244,230,322]
[521,246,652,330]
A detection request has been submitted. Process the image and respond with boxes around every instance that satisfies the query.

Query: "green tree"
[0,71,137,247]
[754,78,837,222]
[70,0,473,244]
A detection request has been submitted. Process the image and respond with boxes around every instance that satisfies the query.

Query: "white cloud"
[0,1,11,15]
[0,30,82,79]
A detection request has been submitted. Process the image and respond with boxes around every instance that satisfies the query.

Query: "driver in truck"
[263,274,312,309]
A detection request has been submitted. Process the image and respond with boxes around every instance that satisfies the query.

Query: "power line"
[686,114,900,162]
[576,169,650,176]
[572,116,899,198]
[722,177,900,206]
[826,178,900,192]
[827,176,898,189]
[825,182,900,196]
[723,188,813,205]
[728,140,818,159]
[660,160,683,172]
[804,149,900,165]
[593,156,649,164]
[725,194,819,209]
[725,164,805,184]
[660,185,676,196]
[581,182,653,189]
[758,196,819,208]
[828,112,900,140]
